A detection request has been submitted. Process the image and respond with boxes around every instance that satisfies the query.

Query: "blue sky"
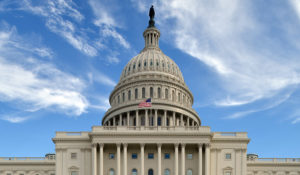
[0,0,300,158]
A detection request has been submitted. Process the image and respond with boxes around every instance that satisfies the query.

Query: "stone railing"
[213,132,248,138]
[92,126,211,132]
[0,157,55,162]
[248,158,300,163]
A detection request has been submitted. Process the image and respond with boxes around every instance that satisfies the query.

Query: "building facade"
[1,7,300,175]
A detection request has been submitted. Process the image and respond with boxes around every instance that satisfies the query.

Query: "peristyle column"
[117,143,121,175]
[158,143,162,175]
[99,144,104,175]
[141,143,145,175]
[181,143,186,175]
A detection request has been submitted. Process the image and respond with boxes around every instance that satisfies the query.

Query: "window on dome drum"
[142,88,146,98]
[109,153,115,159]
[132,169,138,175]
[187,169,192,175]
[172,91,175,101]
[178,93,181,102]
[148,169,153,175]
[110,169,115,175]
[118,95,120,104]
[133,64,136,69]
[225,153,231,160]
[148,153,154,159]
[150,60,153,66]
[164,169,170,175]
[165,89,169,99]
[150,87,153,98]
[71,172,78,175]
[128,90,131,100]
[164,153,170,159]
[158,88,161,98]
[157,61,159,66]
[144,61,147,67]
[122,93,125,102]
[162,63,165,67]
[132,153,138,159]
[225,172,231,175]
[157,117,161,126]
[135,89,138,99]
[71,153,77,159]
[183,95,185,103]
[139,62,141,68]
[187,153,193,159]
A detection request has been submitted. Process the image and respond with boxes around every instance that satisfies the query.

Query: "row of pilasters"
[92,143,210,175]
[105,110,199,127]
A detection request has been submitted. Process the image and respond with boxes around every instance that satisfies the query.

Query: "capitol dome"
[102,11,201,127]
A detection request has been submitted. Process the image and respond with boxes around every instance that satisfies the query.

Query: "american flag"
[138,98,152,108]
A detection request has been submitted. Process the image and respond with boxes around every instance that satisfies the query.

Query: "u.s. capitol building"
[1,7,300,175]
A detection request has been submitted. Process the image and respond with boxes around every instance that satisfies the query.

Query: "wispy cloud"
[0,23,89,116]
[88,71,116,87]
[1,115,31,123]
[88,0,130,49]
[292,117,300,124]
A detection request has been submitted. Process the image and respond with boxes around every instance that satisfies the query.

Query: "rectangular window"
[187,153,193,159]
[142,88,146,98]
[225,153,231,160]
[164,153,170,159]
[132,153,138,159]
[150,87,153,98]
[122,93,125,102]
[109,153,115,159]
[71,172,78,175]
[158,88,161,98]
[165,89,168,99]
[71,153,77,159]
[135,89,138,99]
[225,172,231,175]
[128,90,131,100]
[178,93,181,102]
[148,153,154,159]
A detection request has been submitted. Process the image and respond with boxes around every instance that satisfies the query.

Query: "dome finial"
[148,5,155,28]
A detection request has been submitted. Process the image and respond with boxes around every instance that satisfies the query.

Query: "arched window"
[165,89,168,99]
[144,61,147,67]
[148,169,153,175]
[157,117,161,126]
[132,169,138,175]
[164,169,170,175]
[187,169,192,175]
[157,88,161,98]
[150,87,153,98]
[109,169,115,175]
[135,89,138,99]
[128,90,131,100]
[142,88,146,98]
[133,64,136,69]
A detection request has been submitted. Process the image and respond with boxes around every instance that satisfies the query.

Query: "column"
[136,110,139,126]
[117,143,121,175]
[173,112,176,126]
[141,144,145,175]
[127,112,130,126]
[145,110,148,126]
[113,117,116,126]
[175,144,179,175]
[205,144,210,175]
[92,144,97,175]
[119,114,122,126]
[155,110,158,127]
[180,114,184,126]
[164,110,167,126]
[181,144,186,175]
[158,143,162,175]
[123,143,128,175]
[198,144,203,175]
[187,117,190,127]
[99,144,104,175]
